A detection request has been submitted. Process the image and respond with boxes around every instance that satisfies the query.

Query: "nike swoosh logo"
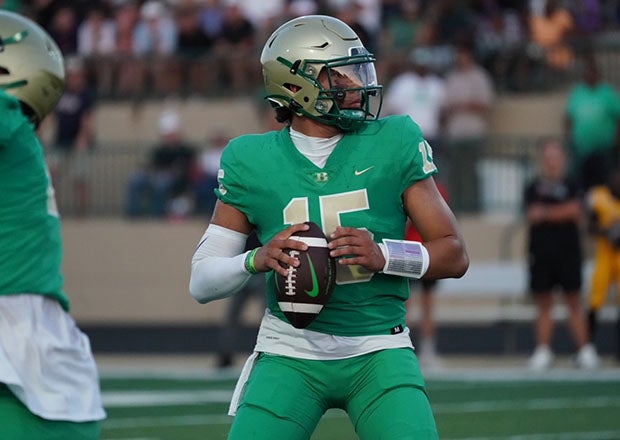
[304,254,319,298]
[354,166,375,176]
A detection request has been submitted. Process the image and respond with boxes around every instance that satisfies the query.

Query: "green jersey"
[566,82,620,156]
[0,91,68,310]
[216,115,437,336]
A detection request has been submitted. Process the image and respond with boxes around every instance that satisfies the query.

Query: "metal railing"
[50,142,149,217]
[49,136,542,218]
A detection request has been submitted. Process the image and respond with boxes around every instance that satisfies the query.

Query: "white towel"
[228,351,259,416]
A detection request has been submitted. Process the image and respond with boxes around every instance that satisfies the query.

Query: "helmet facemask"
[312,54,382,131]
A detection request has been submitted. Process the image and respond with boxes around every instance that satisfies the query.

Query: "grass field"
[98,356,620,440]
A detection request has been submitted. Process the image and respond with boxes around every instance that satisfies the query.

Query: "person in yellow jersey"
[586,167,620,360]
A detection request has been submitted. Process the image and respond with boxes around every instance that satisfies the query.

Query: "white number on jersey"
[283,190,374,284]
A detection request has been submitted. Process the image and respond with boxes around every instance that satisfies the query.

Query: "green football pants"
[0,383,101,440]
[228,347,438,440]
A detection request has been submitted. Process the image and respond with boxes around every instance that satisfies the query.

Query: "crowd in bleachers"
[4,0,620,98]
[5,0,620,218]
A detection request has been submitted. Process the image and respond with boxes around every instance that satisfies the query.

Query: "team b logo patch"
[315,172,329,182]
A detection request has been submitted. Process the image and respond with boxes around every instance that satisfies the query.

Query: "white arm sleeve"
[189,224,254,303]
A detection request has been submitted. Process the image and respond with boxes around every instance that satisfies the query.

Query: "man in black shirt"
[524,138,599,371]
[125,110,196,218]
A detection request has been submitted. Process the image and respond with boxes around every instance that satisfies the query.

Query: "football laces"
[284,250,299,296]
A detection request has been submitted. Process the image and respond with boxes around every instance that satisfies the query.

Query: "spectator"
[571,0,602,36]
[77,4,116,58]
[383,51,446,171]
[113,0,140,52]
[176,0,214,53]
[133,0,177,57]
[565,58,620,192]
[429,0,476,46]
[30,0,67,32]
[381,0,404,21]
[441,42,495,212]
[77,4,117,94]
[132,0,178,95]
[194,131,229,217]
[214,3,257,93]
[381,0,429,55]
[406,18,455,77]
[198,0,225,39]
[585,167,620,360]
[528,0,575,73]
[46,4,79,55]
[110,0,141,96]
[125,109,197,219]
[232,0,285,35]
[473,1,525,91]
[46,56,96,218]
[524,138,599,371]
[174,0,216,95]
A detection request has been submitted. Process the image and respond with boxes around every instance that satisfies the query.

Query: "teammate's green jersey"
[0,90,69,310]
[216,115,437,336]
[566,83,620,155]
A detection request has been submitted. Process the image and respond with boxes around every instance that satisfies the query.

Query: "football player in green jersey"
[0,11,105,440]
[190,15,469,440]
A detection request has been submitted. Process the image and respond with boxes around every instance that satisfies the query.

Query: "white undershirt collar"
[289,127,342,168]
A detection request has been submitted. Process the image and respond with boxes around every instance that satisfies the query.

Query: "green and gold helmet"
[0,10,65,125]
[260,15,382,131]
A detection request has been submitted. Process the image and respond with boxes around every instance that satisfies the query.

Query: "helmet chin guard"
[261,15,382,131]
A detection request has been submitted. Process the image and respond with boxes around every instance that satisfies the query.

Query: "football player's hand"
[328,226,385,272]
[528,203,548,223]
[253,223,309,277]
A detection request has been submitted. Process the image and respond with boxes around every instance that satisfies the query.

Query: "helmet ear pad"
[281,73,336,117]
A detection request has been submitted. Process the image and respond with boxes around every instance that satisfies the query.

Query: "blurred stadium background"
[6,0,620,438]
[53,99,620,359]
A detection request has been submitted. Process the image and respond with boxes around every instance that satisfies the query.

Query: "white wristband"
[378,239,429,279]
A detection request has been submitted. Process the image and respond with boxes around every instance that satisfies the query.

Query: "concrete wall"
[94,97,264,145]
[86,92,569,146]
[63,215,525,325]
[489,93,567,136]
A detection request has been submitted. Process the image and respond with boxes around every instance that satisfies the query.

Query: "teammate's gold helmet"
[0,10,65,125]
[260,15,382,131]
